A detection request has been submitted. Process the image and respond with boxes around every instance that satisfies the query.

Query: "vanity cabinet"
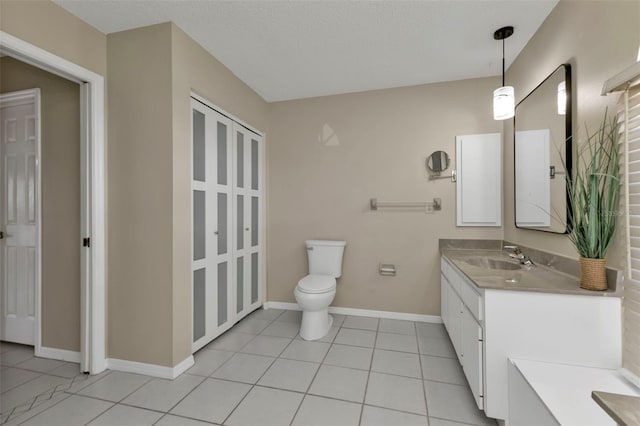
[440,255,622,422]
[441,259,484,409]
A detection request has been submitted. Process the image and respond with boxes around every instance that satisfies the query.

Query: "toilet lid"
[297,275,336,294]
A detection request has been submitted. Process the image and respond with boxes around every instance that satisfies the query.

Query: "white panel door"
[515,129,551,227]
[456,133,502,226]
[1,100,37,345]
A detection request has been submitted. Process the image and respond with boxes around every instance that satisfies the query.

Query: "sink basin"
[462,257,522,271]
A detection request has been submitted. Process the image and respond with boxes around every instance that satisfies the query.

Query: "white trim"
[36,347,81,363]
[0,31,107,374]
[107,356,195,380]
[0,89,41,350]
[620,368,640,390]
[264,301,443,324]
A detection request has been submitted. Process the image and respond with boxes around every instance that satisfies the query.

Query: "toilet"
[294,240,346,340]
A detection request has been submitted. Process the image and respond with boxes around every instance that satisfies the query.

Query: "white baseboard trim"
[107,355,194,379]
[36,347,81,363]
[264,301,443,324]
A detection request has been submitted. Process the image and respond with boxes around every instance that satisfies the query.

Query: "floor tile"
[77,371,151,402]
[233,318,272,334]
[0,374,70,413]
[65,370,112,394]
[155,414,215,425]
[371,349,421,378]
[225,386,303,426]
[203,331,255,352]
[1,391,70,426]
[20,394,113,426]
[239,335,292,357]
[313,325,340,343]
[170,378,251,423]
[0,367,40,393]
[261,321,300,338]
[121,374,204,412]
[49,362,83,378]
[186,349,234,377]
[87,404,163,425]
[308,364,368,403]
[280,339,330,363]
[275,310,302,323]
[343,316,379,331]
[365,372,426,415]
[248,308,284,321]
[429,417,477,426]
[378,319,416,335]
[292,395,361,426]
[376,332,418,353]
[323,344,372,370]
[361,405,428,426]
[258,358,319,392]
[334,328,376,348]
[424,380,495,426]
[0,346,35,366]
[416,322,448,339]
[211,353,275,384]
[418,336,456,358]
[420,355,466,385]
[15,357,67,374]
[331,314,346,327]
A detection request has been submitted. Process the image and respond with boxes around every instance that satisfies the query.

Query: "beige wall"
[504,0,640,271]
[107,23,175,366]
[0,0,106,76]
[170,24,269,364]
[268,78,502,315]
[1,56,81,351]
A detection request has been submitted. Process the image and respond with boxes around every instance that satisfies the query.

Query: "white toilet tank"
[306,240,346,278]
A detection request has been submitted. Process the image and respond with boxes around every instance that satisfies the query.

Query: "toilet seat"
[297,275,336,294]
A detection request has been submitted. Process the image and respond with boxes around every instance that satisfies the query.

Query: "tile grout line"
[416,321,431,419]
[357,316,379,425]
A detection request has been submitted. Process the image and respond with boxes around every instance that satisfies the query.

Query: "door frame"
[0,32,107,374]
[0,88,41,349]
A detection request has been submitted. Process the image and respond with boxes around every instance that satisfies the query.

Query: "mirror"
[514,64,572,233]
[426,150,450,173]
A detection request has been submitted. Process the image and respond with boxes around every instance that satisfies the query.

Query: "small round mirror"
[426,151,450,173]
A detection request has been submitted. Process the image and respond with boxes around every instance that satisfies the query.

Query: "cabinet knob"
[245,227,249,231]
[214,231,219,235]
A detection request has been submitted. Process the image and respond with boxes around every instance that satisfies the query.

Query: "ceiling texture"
[54,0,558,102]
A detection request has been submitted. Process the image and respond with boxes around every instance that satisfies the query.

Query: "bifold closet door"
[191,99,233,352]
[233,125,263,320]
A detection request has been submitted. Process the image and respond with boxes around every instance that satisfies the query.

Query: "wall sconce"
[493,26,515,121]
[557,81,567,115]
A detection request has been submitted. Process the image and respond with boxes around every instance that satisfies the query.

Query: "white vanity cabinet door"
[441,274,449,331]
[447,283,463,362]
[455,133,502,227]
[462,306,484,410]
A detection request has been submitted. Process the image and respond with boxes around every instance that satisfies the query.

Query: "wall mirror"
[514,64,571,233]
[426,150,450,173]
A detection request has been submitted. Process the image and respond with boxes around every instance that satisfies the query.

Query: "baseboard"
[36,346,81,363]
[107,355,194,379]
[264,301,443,324]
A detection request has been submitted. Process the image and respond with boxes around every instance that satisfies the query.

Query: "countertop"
[441,248,621,297]
[593,391,640,426]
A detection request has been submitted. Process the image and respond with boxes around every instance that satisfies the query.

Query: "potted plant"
[566,110,621,290]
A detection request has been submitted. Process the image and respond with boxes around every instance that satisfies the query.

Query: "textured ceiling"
[54,0,558,102]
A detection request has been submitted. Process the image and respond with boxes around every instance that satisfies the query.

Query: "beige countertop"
[441,248,622,297]
[593,391,640,426]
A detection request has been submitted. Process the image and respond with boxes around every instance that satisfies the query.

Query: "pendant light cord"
[502,38,505,86]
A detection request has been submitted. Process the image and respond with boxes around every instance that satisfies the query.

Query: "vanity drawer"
[441,258,461,294]
[460,278,483,321]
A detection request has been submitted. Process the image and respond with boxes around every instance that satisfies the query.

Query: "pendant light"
[493,26,514,120]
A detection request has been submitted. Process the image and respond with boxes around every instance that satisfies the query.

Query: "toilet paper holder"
[379,263,396,276]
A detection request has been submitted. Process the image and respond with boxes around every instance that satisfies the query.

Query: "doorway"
[0,31,106,374]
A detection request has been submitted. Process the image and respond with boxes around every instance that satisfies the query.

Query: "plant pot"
[579,257,608,291]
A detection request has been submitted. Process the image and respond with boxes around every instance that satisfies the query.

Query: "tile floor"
[0,309,496,426]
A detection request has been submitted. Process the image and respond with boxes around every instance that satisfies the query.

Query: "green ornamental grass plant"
[566,110,621,260]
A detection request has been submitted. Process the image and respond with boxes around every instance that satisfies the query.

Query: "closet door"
[191,99,233,352]
[233,125,263,320]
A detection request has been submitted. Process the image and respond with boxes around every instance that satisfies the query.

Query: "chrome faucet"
[503,245,535,267]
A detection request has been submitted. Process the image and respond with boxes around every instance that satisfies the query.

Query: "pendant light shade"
[493,26,514,121]
[493,86,515,120]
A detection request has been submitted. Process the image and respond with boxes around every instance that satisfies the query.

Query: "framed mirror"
[426,150,450,173]
[514,64,572,233]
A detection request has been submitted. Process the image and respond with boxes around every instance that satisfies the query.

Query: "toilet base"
[300,311,334,341]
